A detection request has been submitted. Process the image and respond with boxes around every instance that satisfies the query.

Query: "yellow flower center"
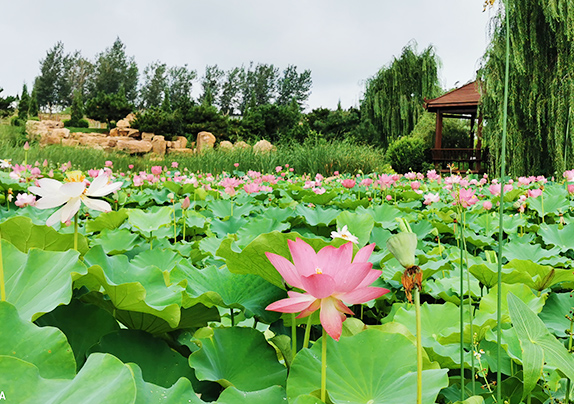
[315,267,322,274]
[64,171,86,183]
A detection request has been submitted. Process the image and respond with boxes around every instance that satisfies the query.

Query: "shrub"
[65,119,89,128]
[384,136,430,173]
[10,117,24,127]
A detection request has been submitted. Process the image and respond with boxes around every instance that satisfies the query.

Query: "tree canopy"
[479,0,574,177]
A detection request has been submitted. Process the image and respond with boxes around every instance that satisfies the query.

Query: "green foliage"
[480,1,574,176]
[241,101,304,143]
[28,86,39,117]
[0,87,16,118]
[131,107,181,139]
[410,111,472,148]
[360,41,442,148]
[17,83,30,121]
[69,90,84,126]
[140,61,167,109]
[177,103,229,141]
[35,41,72,112]
[84,88,132,125]
[276,65,312,109]
[385,136,430,173]
[306,105,361,142]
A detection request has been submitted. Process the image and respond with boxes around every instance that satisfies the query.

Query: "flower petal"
[266,252,304,289]
[34,194,70,210]
[354,268,383,289]
[81,196,111,212]
[46,208,63,227]
[300,273,336,299]
[297,298,322,318]
[60,182,85,198]
[353,243,375,263]
[331,262,374,293]
[266,292,316,313]
[288,238,318,277]
[28,178,63,197]
[58,197,82,223]
[87,179,123,197]
[320,297,346,341]
[317,242,353,277]
[338,287,390,305]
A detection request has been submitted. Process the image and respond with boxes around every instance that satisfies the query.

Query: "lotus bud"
[23,141,30,151]
[386,232,417,269]
[181,196,191,209]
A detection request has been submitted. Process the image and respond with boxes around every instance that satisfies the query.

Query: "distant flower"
[181,196,191,209]
[234,163,240,168]
[128,164,134,169]
[29,170,123,227]
[483,200,493,210]
[360,178,373,187]
[312,187,326,195]
[386,194,393,201]
[427,169,440,181]
[564,170,574,182]
[330,225,359,244]
[265,239,389,340]
[243,182,261,194]
[151,166,162,176]
[341,179,356,189]
[569,184,574,195]
[0,159,12,169]
[404,172,417,180]
[105,160,113,168]
[15,193,36,207]
[423,192,440,205]
[527,188,543,198]
[23,141,30,151]
[275,166,283,173]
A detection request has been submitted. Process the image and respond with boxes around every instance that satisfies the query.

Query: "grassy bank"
[0,125,388,175]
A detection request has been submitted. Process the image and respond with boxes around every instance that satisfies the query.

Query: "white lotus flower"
[330,225,359,244]
[29,170,123,226]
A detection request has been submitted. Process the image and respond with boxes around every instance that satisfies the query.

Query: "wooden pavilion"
[424,81,485,173]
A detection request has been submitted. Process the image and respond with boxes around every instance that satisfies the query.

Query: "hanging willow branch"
[360,41,442,149]
[479,0,574,177]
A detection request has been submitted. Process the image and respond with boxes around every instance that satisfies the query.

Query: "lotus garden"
[1,155,574,404]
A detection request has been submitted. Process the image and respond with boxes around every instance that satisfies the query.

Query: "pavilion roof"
[424,81,481,114]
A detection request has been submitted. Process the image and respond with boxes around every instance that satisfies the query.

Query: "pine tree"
[17,83,30,120]
[29,85,39,117]
[69,90,84,125]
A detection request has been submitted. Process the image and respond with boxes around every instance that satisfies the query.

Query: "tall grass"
[0,125,388,175]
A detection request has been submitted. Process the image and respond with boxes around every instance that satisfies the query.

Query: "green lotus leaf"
[210,216,249,238]
[0,353,136,404]
[287,329,448,404]
[539,223,574,253]
[504,259,573,291]
[128,206,172,234]
[199,235,226,257]
[185,210,208,230]
[260,206,297,223]
[356,204,401,230]
[335,211,374,247]
[476,283,546,324]
[188,327,287,391]
[0,216,88,254]
[503,239,563,264]
[209,200,257,218]
[1,240,87,321]
[90,228,142,255]
[217,386,287,404]
[292,395,325,404]
[217,231,346,289]
[236,217,291,248]
[88,329,196,388]
[127,362,203,404]
[81,245,184,328]
[295,205,341,226]
[527,186,569,218]
[0,301,76,379]
[85,209,128,233]
[508,292,574,399]
[131,248,182,273]
[301,190,337,205]
[35,299,120,369]
[539,292,574,338]
[172,261,286,322]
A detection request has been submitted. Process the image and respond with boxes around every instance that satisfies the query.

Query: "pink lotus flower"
[564,170,574,182]
[105,160,113,168]
[151,166,162,176]
[569,184,574,195]
[527,188,542,198]
[265,239,389,341]
[423,192,440,205]
[341,179,356,189]
[483,200,493,210]
[15,193,36,207]
[456,188,478,208]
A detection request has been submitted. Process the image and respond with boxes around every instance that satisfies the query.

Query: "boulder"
[219,140,234,150]
[196,131,216,152]
[168,148,194,154]
[253,139,274,153]
[43,120,64,128]
[234,141,251,150]
[151,135,167,156]
[116,113,136,129]
[141,132,154,141]
[26,121,48,141]
[61,139,79,147]
[171,136,188,149]
[116,139,153,154]
[109,128,120,137]
[52,128,70,139]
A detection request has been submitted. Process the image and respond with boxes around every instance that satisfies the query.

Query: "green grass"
[0,125,388,175]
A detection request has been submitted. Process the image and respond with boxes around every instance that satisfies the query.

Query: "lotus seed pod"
[386,232,417,268]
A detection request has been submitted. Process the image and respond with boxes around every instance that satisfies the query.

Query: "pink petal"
[338,287,390,305]
[288,238,317,277]
[297,298,322,318]
[266,252,303,289]
[266,292,316,313]
[331,262,373,293]
[320,297,346,341]
[317,242,353,276]
[300,273,336,299]
[355,269,383,289]
[353,243,375,263]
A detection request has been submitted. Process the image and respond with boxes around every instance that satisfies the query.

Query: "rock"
[234,141,251,150]
[151,135,167,155]
[41,133,63,146]
[253,139,274,153]
[116,113,136,129]
[196,131,216,152]
[26,121,48,141]
[43,120,64,128]
[141,132,154,141]
[219,140,234,150]
[52,128,70,139]
[168,148,194,154]
[62,139,79,147]
[172,136,188,149]
[78,134,113,148]
[109,128,120,137]
[126,128,140,138]
[116,139,153,154]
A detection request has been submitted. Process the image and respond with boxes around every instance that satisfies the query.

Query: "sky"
[1,1,496,111]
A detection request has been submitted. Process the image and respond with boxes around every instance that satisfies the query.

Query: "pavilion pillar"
[435,111,443,149]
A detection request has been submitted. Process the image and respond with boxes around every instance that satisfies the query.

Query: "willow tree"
[360,42,442,148]
[480,1,574,177]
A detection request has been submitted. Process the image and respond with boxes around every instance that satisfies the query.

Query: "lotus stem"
[73,212,79,251]
[230,308,235,327]
[182,209,187,241]
[291,313,297,354]
[414,287,423,404]
[321,326,327,403]
[497,1,511,402]
[303,315,312,350]
[0,229,5,302]
[462,214,475,396]
[566,313,574,403]
[459,207,465,402]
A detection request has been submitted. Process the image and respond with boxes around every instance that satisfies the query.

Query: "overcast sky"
[1,1,496,111]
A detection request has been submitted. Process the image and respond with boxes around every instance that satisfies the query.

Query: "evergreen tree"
[28,85,39,117]
[167,65,196,108]
[277,65,312,109]
[17,83,30,120]
[140,61,167,109]
[69,90,84,125]
[0,88,16,118]
[35,41,71,113]
[85,87,132,126]
[198,65,224,107]
[479,1,574,176]
[219,67,243,115]
[360,41,441,148]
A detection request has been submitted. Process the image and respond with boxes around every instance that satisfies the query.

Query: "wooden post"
[435,112,443,149]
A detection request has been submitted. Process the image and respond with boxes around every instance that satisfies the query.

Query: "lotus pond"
[1,161,574,404]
